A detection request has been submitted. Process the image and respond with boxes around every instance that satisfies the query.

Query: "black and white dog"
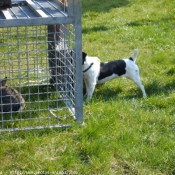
[82,49,146,102]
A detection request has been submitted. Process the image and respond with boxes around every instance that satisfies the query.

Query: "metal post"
[73,0,83,123]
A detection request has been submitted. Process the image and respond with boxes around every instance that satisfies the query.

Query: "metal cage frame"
[0,0,83,132]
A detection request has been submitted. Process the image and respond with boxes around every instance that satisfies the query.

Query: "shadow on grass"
[163,79,175,92]
[22,85,58,101]
[145,80,164,96]
[91,85,142,101]
[125,16,174,27]
[145,79,175,97]
[126,19,159,27]
[82,25,109,34]
[92,78,175,101]
[95,86,122,100]
[82,0,130,13]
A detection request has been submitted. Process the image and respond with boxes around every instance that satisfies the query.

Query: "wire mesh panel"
[0,0,83,132]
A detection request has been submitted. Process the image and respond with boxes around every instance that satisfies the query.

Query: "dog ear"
[82,52,87,64]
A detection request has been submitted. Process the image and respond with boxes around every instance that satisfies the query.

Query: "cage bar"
[0,0,83,132]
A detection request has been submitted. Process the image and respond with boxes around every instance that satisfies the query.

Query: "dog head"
[82,52,87,65]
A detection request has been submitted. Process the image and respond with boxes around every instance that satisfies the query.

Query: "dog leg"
[125,64,146,98]
[135,81,146,98]
[84,77,96,103]
[130,76,147,98]
[86,83,96,102]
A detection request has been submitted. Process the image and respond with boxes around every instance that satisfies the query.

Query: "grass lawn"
[0,0,175,174]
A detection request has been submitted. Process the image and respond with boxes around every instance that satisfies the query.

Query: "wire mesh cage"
[0,0,83,132]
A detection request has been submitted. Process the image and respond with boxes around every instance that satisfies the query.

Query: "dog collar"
[83,63,94,73]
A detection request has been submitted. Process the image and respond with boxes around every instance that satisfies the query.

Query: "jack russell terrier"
[82,49,146,102]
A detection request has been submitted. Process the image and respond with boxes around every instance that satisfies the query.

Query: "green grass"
[0,0,175,174]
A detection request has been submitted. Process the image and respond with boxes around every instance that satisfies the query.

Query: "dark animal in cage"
[0,77,25,113]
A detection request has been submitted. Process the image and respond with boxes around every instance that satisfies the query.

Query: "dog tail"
[130,49,138,62]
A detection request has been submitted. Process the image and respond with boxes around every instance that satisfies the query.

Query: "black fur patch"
[98,60,126,80]
[129,57,134,61]
[82,52,87,65]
